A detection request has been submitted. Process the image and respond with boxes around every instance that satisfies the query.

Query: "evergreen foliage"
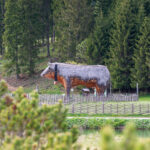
[1,82,150,149]
[100,124,150,150]
[87,15,111,65]
[131,17,150,89]
[0,80,79,149]
[54,0,93,61]
[17,0,43,75]
[0,0,4,55]
[87,0,116,65]
[0,0,149,90]
[3,0,43,76]
[40,0,53,57]
[3,0,22,78]
[108,0,144,90]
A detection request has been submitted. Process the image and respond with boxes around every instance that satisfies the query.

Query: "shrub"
[100,124,150,150]
[1,80,150,150]
[66,118,150,130]
[0,80,79,150]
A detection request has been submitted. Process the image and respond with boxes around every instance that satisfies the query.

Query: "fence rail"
[39,93,138,104]
[64,103,150,115]
[9,93,145,115]
[38,99,150,115]
[37,93,148,115]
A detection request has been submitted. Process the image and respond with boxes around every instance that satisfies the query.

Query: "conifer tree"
[3,0,42,76]
[54,0,92,61]
[108,0,143,90]
[87,0,114,65]
[18,0,42,75]
[40,0,53,57]
[87,16,111,65]
[3,0,21,78]
[131,17,150,89]
[0,0,5,55]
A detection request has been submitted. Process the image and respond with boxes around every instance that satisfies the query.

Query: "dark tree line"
[0,0,150,90]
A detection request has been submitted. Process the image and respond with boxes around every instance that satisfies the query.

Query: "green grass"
[67,113,150,117]
[139,94,150,101]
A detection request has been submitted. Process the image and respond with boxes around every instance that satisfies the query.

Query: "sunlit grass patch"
[139,95,150,101]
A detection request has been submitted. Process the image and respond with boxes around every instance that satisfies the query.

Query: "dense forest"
[0,0,150,91]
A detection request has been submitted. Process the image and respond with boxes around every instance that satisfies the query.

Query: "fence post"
[117,104,118,114]
[95,103,97,114]
[148,104,150,113]
[110,104,112,114]
[102,103,104,114]
[124,104,126,114]
[80,102,82,114]
[110,82,112,95]
[136,83,139,97]
[139,104,141,114]
[72,104,74,114]
[87,103,89,114]
[132,104,134,114]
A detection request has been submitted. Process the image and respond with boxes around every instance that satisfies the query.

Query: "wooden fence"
[9,93,146,115]
[39,93,138,104]
[37,93,150,115]
[64,103,150,115]
[38,98,150,115]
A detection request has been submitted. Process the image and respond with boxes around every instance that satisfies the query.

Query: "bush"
[100,123,150,150]
[66,118,150,129]
[1,80,150,150]
[0,80,79,150]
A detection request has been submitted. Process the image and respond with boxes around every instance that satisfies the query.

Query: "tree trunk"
[15,47,20,79]
[46,28,50,57]
[0,0,5,55]
[52,29,55,52]
[0,46,3,55]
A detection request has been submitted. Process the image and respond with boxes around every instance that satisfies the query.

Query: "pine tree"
[108,0,143,90]
[87,16,111,65]
[144,0,150,16]
[54,0,92,61]
[3,0,43,77]
[94,0,115,17]
[131,17,150,89]
[0,0,5,55]
[18,0,43,75]
[3,0,21,78]
[87,0,114,65]
[40,0,53,57]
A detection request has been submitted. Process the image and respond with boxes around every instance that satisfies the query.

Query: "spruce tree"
[40,0,53,57]
[131,17,150,89]
[0,0,5,55]
[54,0,92,61]
[3,0,21,78]
[87,16,111,65]
[87,0,114,65]
[18,0,42,75]
[108,0,142,90]
[3,0,42,77]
